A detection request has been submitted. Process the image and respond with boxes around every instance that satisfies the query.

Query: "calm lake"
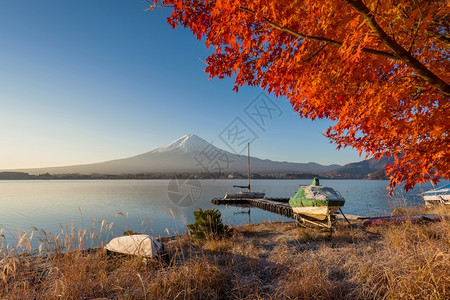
[0,179,437,248]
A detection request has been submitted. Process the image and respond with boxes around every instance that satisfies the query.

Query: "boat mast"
[248,142,251,192]
[232,142,252,191]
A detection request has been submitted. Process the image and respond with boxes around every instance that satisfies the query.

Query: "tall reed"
[0,206,448,299]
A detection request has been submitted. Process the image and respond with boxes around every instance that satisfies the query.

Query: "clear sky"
[0,1,364,169]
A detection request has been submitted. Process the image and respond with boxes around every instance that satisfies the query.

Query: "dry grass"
[1,206,449,299]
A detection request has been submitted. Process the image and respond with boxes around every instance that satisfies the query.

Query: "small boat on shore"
[289,178,345,221]
[421,184,450,206]
[363,214,446,227]
[224,142,265,200]
[105,234,163,257]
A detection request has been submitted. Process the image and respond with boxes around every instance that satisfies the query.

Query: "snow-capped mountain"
[3,134,341,175]
[153,134,213,153]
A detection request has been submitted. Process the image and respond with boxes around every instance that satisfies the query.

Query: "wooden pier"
[212,197,362,230]
[211,197,294,219]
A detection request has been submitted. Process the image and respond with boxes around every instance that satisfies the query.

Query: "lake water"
[0,179,437,248]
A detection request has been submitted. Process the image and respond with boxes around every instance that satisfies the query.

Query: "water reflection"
[0,179,443,247]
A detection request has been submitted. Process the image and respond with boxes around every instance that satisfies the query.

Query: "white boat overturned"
[105,234,163,257]
[422,184,450,206]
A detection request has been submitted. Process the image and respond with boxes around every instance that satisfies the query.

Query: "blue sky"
[0,1,363,169]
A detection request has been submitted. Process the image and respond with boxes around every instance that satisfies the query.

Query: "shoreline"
[0,170,388,180]
[1,205,448,299]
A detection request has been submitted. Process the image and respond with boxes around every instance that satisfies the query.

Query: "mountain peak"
[154,134,212,153]
[3,133,343,175]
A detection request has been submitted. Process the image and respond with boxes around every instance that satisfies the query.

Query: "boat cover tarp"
[105,234,162,257]
[290,185,345,207]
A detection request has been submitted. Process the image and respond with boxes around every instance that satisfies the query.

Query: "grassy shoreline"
[1,206,449,299]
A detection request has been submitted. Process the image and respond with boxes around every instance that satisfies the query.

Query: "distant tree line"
[0,171,382,180]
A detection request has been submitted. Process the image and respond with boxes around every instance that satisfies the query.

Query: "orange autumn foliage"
[148,0,449,190]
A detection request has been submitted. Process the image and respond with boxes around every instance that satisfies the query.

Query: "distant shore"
[0,171,387,180]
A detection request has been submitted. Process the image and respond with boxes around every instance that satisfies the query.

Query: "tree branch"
[408,0,423,53]
[238,6,398,60]
[304,43,329,61]
[344,0,450,96]
[149,1,449,95]
[148,2,398,59]
[426,30,450,47]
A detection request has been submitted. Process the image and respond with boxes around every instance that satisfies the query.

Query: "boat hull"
[291,206,341,221]
[224,192,265,199]
[105,234,162,257]
[364,214,446,227]
[289,181,345,221]
[422,184,450,206]
[423,195,450,205]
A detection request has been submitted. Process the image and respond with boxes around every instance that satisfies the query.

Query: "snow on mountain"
[2,134,341,175]
[153,134,214,153]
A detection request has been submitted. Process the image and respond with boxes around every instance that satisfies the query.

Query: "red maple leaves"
[148,0,449,190]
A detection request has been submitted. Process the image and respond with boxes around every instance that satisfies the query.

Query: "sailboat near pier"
[224,143,265,199]
[212,143,291,217]
[212,145,349,230]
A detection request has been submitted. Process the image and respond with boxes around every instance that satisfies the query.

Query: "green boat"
[289,178,345,221]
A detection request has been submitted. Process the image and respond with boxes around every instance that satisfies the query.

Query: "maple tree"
[147,0,449,190]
